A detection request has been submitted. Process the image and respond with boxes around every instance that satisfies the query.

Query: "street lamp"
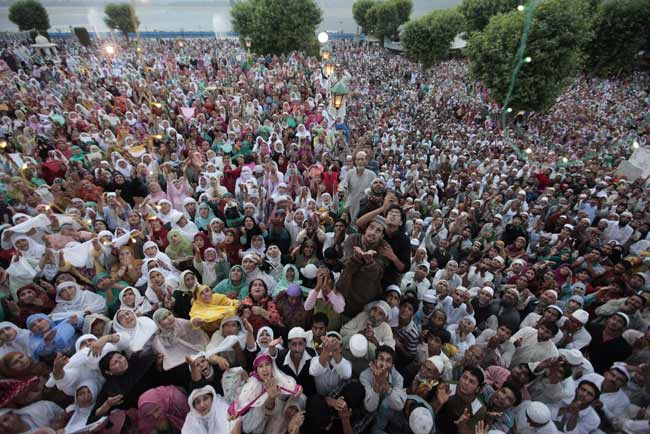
[104,44,115,55]
[318,31,329,44]
[323,62,335,78]
[244,37,252,49]
[330,81,349,110]
[320,44,331,61]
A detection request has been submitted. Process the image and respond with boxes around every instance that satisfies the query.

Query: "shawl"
[189,288,240,325]
[0,400,63,431]
[205,315,247,356]
[138,385,189,433]
[212,265,249,300]
[62,240,95,269]
[144,268,176,306]
[11,234,46,260]
[118,286,153,315]
[63,381,107,434]
[152,309,208,370]
[142,240,176,272]
[50,281,107,321]
[165,229,194,259]
[112,309,158,352]
[228,354,301,418]
[194,203,216,231]
[82,313,113,337]
[208,217,226,245]
[0,322,31,357]
[26,313,78,360]
[182,386,235,434]
[272,264,304,297]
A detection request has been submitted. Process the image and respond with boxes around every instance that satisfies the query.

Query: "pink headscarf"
[137,385,190,432]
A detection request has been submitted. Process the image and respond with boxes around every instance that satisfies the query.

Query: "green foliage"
[586,0,650,76]
[8,0,50,32]
[402,8,465,68]
[352,0,376,34]
[459,0,519,33]
[104,3,139,40]
[230,0,322,55]
[73,27,92,47]
[467,0,594,112]
[365,0,413,40]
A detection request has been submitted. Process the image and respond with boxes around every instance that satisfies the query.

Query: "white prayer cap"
[409,407,433,434]
[427,356,445,374]
[525,401,551,424]
[559,348,584,366]
[571,309,589,325]
[611,362,631,381]
[349,334,368,358]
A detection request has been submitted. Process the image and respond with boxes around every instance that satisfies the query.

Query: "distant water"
[0,0,461,33]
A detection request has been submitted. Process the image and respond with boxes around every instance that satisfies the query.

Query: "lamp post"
[244,37,252,50]
[320,44,331,61]
[322,61,335,78]
[330,81,349,110]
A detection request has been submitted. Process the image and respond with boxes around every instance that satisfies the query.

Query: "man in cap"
[408,355,445,398]
[549,375,601,433]
[508,321,560,368]
[585,312,632,374]
[400,262,431,300]
[594,363,631,428]
[337,215,391,318]
[603,210,634,245]
[557,309,592,350]
[515,401,559,434]
[338,150,376,225]
[309,331,352,396]
[475,323,515,367]
[470,286,497,332]
[438,286,474,326]
[277,326,317,396]
[341,300,396,354]
[359,345,407,424]
[489,287,521,333]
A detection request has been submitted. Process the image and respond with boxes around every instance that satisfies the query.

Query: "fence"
[46,30,365,41]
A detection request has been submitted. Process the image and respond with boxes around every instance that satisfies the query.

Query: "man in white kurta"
[508,323,559,368]
[339,151,376,224]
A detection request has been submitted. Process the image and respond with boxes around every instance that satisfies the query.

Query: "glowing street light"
[321,44,331,61]
[318,31,329,44]
[244,37,252,49]
[330,81,349,110]
[104,44,115,55]
[323,62,335,78]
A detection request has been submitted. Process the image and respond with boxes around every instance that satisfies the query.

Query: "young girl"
[240,279,280,334]
[118,286,153,316]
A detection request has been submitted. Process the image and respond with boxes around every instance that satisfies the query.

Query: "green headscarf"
[165,229,194,259]
[213,265,249,300]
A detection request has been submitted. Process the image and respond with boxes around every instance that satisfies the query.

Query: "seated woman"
[165,229,195,270]
[4,283,55,328]
[137,385,190,434]
[50,281,107,321]
[26,313,82,360]
[144,268,176,313]
[275,284,311,333]
[229,354,302,434]
[190,285,240,334]
[304,268,345,331]
[194,246,230,288]
[182,385,241,434]
[213,265,249,300]
[60,382,108,434]
[174,270,199,320]
[0,400,64,433]
[112,308,158,354]
[244,326,284,367]
[110,245,143,287]
[240,279,281,334]
[152,308,209,384]
[0,322,31,357]
[272,264,305,297]
[241,254,277,294]
[118,286,153,316]
[206,315,251,367]
[89,351,161,428]
[92,272,127,317]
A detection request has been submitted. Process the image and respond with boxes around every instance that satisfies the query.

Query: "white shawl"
[181,386,235,434]
[118,287,153,315]
[112,309,158,352]
[0,321,31,357]
[50,281,107,321]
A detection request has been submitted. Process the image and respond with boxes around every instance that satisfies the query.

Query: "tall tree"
[402,8,465,68]
[104,3,139,41]
[231,0,322,56]
[365,0,413,41]
[9,0,50,32]
[352,0,376,34]
[587,0,650,76]
[467,0,594,112]
[459,0,519,33]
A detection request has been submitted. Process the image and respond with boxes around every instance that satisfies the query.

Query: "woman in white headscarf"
[50,281,107,321]
[208,218,226,245]
[62,381,107,434]
[152,308,208,371]
[0,400,64,433]
[114,159,133,179]
[118,286,153,316]
[142,240,177,275]
[235,166,257,197]
[182,385,239,434]
[155,199,182,225]
[170,212,199,241]
[112,308,157,354]
[0,321,31,357]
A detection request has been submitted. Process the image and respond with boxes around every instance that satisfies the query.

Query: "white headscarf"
[181,385,235,434]
[0,321,31,357]
[118,286,153,315]
[63,381,107,434]
[112,308,158,352]
[50,281,107,321]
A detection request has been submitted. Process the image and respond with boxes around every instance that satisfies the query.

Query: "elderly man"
[508,321,560,368]
[557,309,592,350]
[337,216,391,317]
[277,327,318,397]
[341,300,396,353]
[338,150,376,224]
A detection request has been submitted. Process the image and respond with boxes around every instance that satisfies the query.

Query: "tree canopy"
[231,0,322,56]
[586,0,650,76]
[364,0,412,41]
[401,8,465,68]
[352,0,376,35]
[458,0,519,33]
[104,3,139,41]
[467,0,594,112]
[9,0,50,32]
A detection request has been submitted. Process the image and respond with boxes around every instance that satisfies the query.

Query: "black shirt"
[585,323,632,374]
[382,229,411,287]
[277,347,318,397]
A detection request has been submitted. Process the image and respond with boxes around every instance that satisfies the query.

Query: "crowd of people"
[0,36,649,434]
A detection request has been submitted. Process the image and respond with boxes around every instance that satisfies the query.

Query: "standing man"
[339,150,376,225]
[278,327,318,397]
